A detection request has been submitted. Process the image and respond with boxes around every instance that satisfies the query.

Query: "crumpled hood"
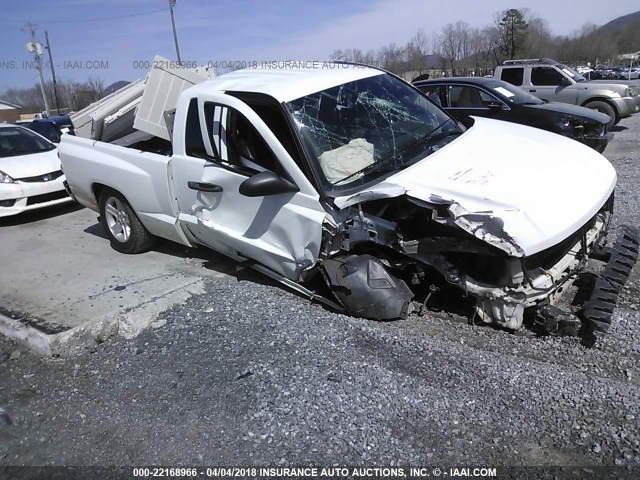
[336,117,616,256]
[0,148,60,179]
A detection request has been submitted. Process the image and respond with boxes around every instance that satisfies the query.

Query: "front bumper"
[612,97,632,119]
[63,180,78,203]
[0,177,72,218]
[584,132,613,153]
[622,96,640,115]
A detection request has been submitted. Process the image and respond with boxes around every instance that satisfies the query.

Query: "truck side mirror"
[560,77,572,86]
[239,171,299,197]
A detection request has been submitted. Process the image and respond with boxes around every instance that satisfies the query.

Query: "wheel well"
[581,97,619,121]
[92,183,117,203]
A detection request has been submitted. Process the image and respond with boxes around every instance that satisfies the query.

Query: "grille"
[17,170,64,183]
[582,122,606,137]
[26,190,69,206]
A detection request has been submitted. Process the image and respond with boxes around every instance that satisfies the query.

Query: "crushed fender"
[323,255,413,320]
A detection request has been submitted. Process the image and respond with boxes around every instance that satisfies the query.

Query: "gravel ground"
[0,114,639,475]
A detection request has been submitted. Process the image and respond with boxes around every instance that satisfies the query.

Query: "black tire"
[585,101,616,130]
[98,189,155,254]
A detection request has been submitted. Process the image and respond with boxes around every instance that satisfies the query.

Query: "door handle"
[188,181,223,192]
[529,89,536,92]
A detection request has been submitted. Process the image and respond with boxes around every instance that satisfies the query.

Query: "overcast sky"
[0,0,638,91]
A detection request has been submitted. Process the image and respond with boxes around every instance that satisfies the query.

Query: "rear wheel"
[585,101,616,130]
[99,189,155,254]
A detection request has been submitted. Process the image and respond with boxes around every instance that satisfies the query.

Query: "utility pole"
[44,31,60,115]
[22,22,51,116]
[168,0,182,64]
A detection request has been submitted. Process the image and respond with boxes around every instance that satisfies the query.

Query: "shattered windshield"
[286,73,458,191]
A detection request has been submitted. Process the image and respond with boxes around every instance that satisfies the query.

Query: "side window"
[227,92,314,184]
[531,67,564,86]
[478,90,494,103]
[247,103,303,168]
[204,103,284,176]
[417,85,446,107]
[184,98,207,158]
[448,86,485,107]
[500,68,524,86]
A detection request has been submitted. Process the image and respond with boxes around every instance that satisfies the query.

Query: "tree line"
[3,8,639,113]
[331,8,640,77]
[1,76,106,115]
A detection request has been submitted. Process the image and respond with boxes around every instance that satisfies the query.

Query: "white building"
[0,100,21,123]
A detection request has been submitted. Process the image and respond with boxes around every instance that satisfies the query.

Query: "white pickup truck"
[60,64,639,345]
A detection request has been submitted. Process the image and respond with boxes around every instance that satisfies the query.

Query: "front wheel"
[99,189,155,254]
[585,101,616,130]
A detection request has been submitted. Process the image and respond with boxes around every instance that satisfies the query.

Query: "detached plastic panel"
[133,56,214,141]
[71,80,145,141]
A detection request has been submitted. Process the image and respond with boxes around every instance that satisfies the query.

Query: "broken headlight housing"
[0,170,16,184]
[558,116,583,135]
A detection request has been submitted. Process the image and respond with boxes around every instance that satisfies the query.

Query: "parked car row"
[493,58,640,130]
[413,76,612,153]
[585,65,640,80]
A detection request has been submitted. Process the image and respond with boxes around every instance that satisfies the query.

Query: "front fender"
[581,95,630,119]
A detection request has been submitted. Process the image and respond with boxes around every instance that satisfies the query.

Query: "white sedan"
[0,124,72,217]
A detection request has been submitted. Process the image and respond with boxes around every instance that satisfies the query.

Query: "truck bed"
[60,135,190,246]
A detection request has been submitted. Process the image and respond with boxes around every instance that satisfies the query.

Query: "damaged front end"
[318,192,639,344]
[282,69,637,345]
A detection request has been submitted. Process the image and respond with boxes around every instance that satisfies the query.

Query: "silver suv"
[494,58,640,129]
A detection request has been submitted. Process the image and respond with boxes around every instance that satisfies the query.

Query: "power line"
[0,7,169,24]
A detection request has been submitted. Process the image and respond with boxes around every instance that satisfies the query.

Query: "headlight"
[0,170,15,184]
[558,115,582,134]
[559,115,572,128]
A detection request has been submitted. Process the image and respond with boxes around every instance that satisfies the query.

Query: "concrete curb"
[0,312,118,357]
[0,278,205,357]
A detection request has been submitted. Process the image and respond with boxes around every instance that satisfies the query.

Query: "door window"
[448,86,486,107]
[531,67,565,86]
[417,85,447,107]
[500,68,524,86]
[184,98,208,159]
[203,103,285,177]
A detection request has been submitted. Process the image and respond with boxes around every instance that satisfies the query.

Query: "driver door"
[171,95,327,280]
[529,67,578,104]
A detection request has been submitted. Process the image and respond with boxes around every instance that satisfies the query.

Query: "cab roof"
[187,64,384,103]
